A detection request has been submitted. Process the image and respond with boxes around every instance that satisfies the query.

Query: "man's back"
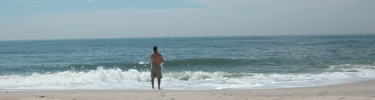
[150,46,163,89]
[150,52,163,66]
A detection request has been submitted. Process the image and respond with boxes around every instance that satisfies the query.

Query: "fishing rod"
[162,36,169,54]
[160,36,169,68]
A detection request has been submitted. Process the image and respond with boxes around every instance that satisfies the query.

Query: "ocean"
[0,35,375,90]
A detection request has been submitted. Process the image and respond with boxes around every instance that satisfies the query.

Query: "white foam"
[0,67,150,90]
[138,61,149,65]
[0,65,375,90]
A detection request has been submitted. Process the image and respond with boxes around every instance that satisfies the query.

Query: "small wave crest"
[163,71,250,81]
[327,64,375,72]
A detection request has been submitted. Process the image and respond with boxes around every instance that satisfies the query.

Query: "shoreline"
[1,80,375,100]
[2,77,374,91]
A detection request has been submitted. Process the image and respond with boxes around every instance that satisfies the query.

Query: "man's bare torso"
[150,52,163,66]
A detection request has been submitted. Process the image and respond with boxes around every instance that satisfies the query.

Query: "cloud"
[12,0,43,3]
[1,0,375,40]
[11,0,49,6]
[84,0,94,3]
[1,8,218,40]
[187,0,375,33]
[188,0,257,8]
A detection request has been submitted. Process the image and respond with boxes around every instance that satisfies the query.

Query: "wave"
[1,64,374,90]
[163,58,251,67]
[28,58,373,75]
[53,58,252,72]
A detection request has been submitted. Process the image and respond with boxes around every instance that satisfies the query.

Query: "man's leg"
[151,78,154,89]
[158,79,161,89]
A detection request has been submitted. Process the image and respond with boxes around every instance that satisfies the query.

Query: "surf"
[0,64,374,90]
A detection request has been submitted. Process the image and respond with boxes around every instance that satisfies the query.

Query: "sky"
[0,0,375,40]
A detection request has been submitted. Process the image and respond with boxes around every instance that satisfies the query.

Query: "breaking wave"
[1,64,374,90]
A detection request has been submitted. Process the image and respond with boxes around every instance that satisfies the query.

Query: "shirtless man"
[150,46,163,89]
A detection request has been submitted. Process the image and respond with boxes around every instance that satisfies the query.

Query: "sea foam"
[0,65,374,90]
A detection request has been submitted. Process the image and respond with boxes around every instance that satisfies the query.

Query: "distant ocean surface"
[1,35,375,90]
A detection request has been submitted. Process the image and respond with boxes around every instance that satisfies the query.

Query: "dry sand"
[1,80,375,100]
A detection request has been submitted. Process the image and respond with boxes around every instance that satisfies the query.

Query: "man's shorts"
[150,65,162,79]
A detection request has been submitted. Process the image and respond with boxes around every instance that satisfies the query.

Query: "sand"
[1,80,375,100]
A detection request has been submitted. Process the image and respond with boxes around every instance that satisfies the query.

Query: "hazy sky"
[1,0,374,40]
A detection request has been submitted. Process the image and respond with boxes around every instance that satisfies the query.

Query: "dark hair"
[153,46,157,52]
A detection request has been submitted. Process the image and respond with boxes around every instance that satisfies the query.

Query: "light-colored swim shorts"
[150,65,162,79]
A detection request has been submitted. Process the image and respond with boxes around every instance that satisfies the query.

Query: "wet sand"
[1,80,375,100]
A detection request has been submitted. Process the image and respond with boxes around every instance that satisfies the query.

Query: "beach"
[1,80,374,100]
[2,0,375,99]
[1,36,375,99]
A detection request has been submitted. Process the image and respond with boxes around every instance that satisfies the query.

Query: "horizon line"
[1,34,374,41]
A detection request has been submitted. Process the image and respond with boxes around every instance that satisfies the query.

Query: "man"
[150,46,163,89]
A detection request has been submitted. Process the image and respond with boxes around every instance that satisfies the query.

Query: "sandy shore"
[1,80,375,100]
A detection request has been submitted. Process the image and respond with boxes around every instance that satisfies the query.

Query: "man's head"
[153,46,158,52]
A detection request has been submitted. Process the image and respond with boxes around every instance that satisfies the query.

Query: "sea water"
[0,35,375,90]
